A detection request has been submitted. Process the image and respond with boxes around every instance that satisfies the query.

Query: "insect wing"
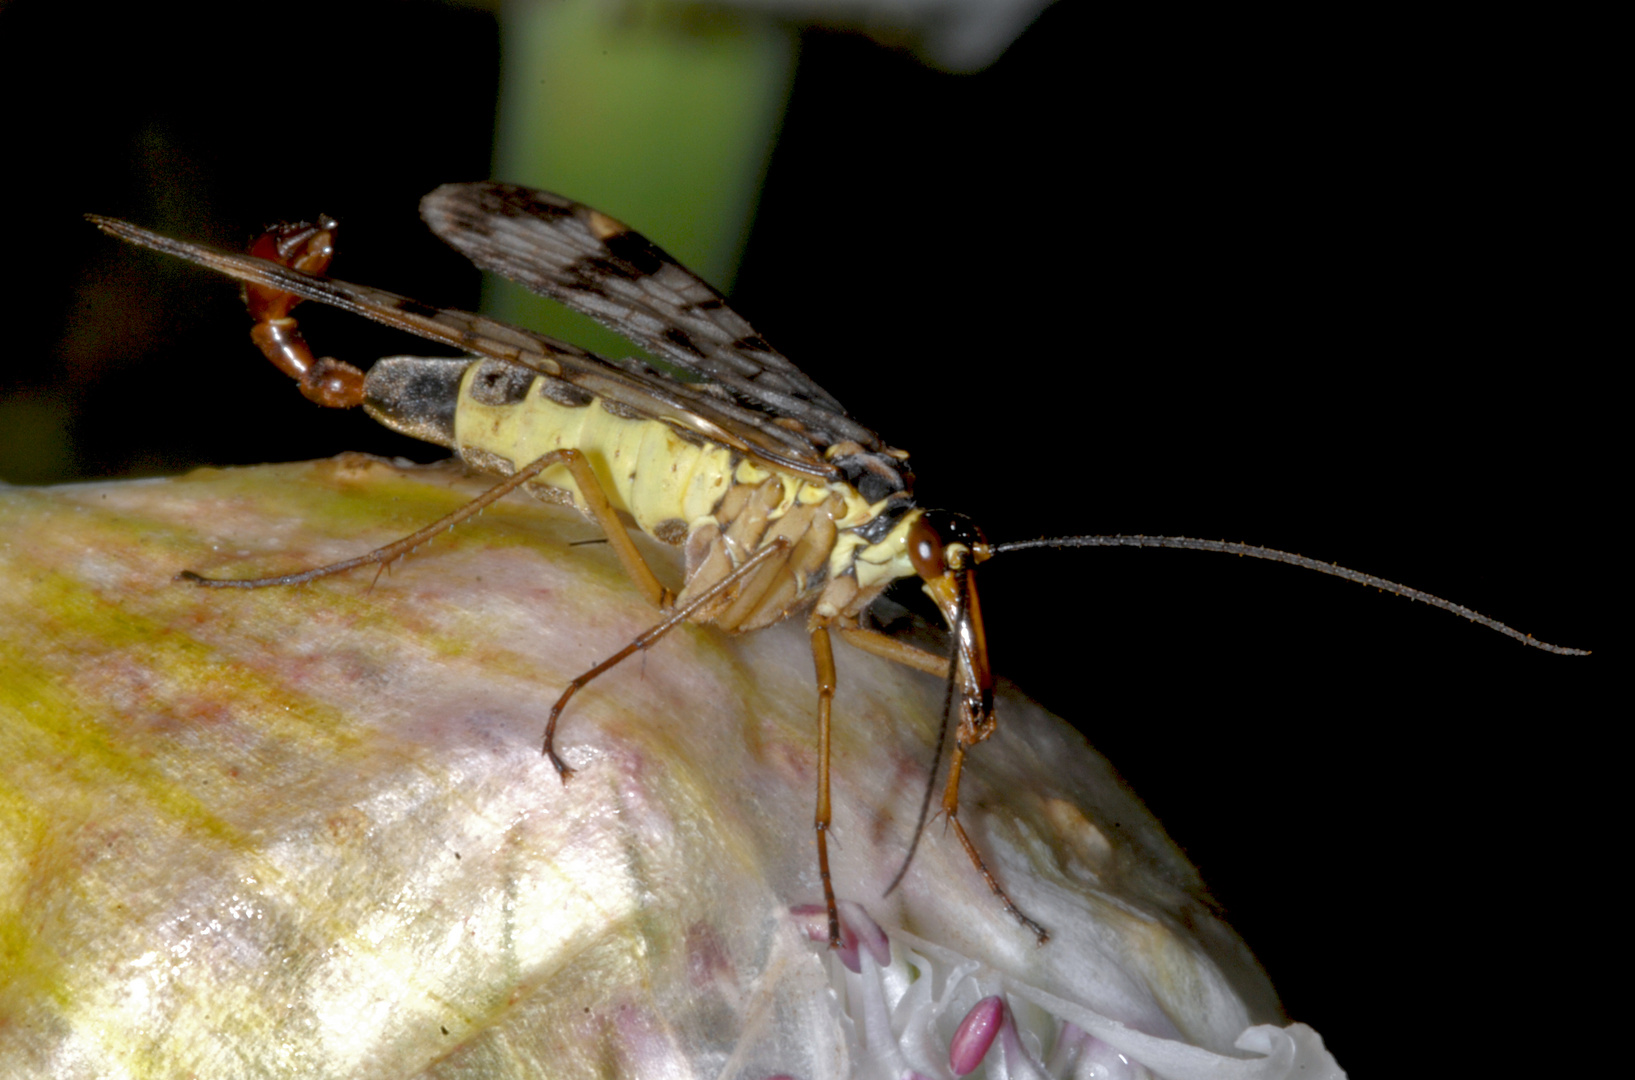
[419,182,892,459]
[85,215,845,480]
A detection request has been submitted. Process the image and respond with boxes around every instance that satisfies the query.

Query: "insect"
[88,182,1586,949]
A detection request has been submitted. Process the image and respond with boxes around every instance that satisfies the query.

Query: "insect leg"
[834,626,947,677]
[180,448,652,593]
[540,537,792,780]
[552,450,672,611]
[940,738,1049,944]
[180,451,573,587]
[837,625,1050,944]
[809,621,841,948]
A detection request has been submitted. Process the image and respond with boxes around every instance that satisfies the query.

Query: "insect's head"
[908,510,995,711]
[881,510,1004,909]
[906,510,990,582]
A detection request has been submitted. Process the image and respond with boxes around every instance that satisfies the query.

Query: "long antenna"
[993,535,1588,656]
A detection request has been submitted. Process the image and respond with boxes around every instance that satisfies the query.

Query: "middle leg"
[809,619,841,949]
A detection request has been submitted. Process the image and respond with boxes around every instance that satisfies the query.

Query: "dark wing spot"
[576,254,643,282]
[480,182,575,221]
[663,326,705,357]
[599,229,669,277]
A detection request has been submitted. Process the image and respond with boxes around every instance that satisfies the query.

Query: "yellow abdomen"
[443,359,909,632]
[452,363,740,541]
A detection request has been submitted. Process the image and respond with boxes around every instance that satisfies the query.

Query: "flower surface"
[0,457,1341,1078]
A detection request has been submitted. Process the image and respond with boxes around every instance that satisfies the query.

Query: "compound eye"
[907,516,946,581]
[910,510,989,580]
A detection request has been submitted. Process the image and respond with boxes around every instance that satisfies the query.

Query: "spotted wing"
[87,215,843,480]
[92,190,915,500]
[419,181,890,459]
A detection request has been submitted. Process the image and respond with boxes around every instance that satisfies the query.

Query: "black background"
[2,2,1614,1074]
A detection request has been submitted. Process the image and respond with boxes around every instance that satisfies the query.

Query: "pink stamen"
[948,995,1004,1075]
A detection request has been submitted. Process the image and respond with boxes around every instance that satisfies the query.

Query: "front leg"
[939,740,1050,945]
[835,624,1049,945]
[809,619,842,949]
